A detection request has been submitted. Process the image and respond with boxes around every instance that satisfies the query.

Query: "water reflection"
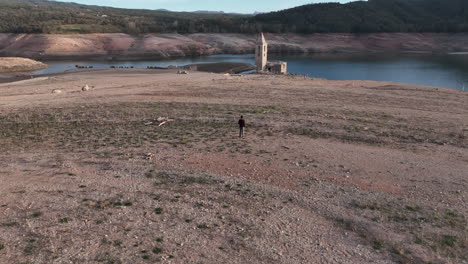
[273,53,468,91]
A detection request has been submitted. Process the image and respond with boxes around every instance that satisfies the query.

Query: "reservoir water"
[33,53,468,91]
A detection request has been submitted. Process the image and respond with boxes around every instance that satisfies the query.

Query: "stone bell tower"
[255,33,268,72]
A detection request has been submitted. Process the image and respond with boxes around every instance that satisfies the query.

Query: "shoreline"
[0,62,255,83]
[2,33,468,60]
[4,50,464,62]
[20,50,457,62]
[0,67,463,92]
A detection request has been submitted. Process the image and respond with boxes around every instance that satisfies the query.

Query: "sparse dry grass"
[0,71,467,263]
[1,102,466,155]
[344,200,468,262]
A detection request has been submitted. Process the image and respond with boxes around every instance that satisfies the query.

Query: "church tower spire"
[255,33,268,72]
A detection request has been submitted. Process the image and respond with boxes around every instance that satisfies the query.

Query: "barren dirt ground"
[0,70,467,264]
[0,57,47,73]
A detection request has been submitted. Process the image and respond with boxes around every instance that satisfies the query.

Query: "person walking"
[238,115,246,138]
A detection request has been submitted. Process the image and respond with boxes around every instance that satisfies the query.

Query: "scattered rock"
[52,89,62,94]
[146,153,154,160]
[82,85,90,91]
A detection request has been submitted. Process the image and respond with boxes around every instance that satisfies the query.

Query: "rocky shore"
[2,33,468,60]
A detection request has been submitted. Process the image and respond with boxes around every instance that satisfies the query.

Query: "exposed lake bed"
[0,69,466,263]
[2,0,468,261]
[1,36,467,264]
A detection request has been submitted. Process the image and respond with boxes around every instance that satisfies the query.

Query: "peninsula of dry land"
[0,57,47,73]
[0,70,467,264]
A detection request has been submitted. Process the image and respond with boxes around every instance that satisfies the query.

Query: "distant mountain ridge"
[193,10,251,15]
[0,0,467,33]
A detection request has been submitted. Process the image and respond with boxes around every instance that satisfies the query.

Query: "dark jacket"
[238,118,246,128]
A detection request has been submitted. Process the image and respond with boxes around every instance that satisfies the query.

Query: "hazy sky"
[55,0,355,13]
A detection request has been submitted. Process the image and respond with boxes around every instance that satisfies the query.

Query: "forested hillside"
[0,0,248,33]
[256,0,468,33]
[1,0,468,34]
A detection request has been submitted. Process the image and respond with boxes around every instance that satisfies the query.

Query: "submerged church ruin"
[255,33,287,74]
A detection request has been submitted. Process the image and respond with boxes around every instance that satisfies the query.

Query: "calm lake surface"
[33,53,468,91]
